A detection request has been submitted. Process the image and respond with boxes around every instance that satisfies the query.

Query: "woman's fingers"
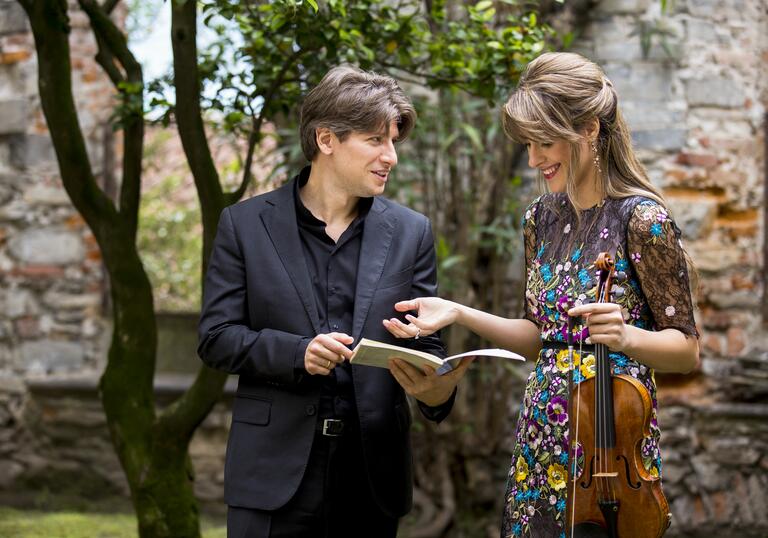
[383,318,422,339]
[394,299,420,312]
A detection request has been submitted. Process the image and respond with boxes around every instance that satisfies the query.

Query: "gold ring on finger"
[326,359,332,369]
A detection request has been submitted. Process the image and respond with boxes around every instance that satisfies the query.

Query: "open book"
[350,338,525,376]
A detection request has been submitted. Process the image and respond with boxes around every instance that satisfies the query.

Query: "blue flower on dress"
[513,523,522,534]
[578,268,591,287]
[559,451,569,464]
[540,390,550,403]
[609,353,628,367]
[571,248,582,262]
[616,258,628,271]
[531,488,540,499]
[537,244,546,258]
[515,491,525,501]
[546,290,556,303]
[650,222,663,237]
[541,264,553,282]
[557,499,566,511]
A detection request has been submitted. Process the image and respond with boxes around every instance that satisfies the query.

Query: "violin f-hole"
[616,454,642,489]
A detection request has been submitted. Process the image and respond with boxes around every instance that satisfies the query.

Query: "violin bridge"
[592,472,619,478]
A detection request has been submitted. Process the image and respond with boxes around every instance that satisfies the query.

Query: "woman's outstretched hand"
[383,297,460,339]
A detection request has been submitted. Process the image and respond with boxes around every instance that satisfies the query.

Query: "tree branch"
[228,49,304,204]
[20,0,118,237]
[165,0,229,443]
[171,0,225,266]
[79,0,144,242]
[102,0,121,14]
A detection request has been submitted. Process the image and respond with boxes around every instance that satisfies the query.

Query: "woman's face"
[525,137,593,194]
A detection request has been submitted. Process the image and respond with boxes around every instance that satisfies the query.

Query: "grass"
[0,508,226,538]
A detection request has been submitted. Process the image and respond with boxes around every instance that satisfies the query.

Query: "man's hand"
[305,332,354,376]
[388,357,473,407]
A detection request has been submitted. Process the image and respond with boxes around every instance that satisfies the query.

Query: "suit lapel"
[260,182,322,335]
[352,198,396,340]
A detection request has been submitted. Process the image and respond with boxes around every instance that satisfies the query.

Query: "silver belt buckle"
[322,418,344,437]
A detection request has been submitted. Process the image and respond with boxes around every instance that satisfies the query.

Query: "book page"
[436,348,525,376]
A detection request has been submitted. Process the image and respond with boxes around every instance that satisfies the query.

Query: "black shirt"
[294,167,372,420]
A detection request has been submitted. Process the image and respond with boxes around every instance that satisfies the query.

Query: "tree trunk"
[19,2,225,536]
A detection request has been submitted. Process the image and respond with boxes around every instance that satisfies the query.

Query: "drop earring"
[591,140,602,174]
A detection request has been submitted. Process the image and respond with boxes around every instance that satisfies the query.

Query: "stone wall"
[0,0,115,493]
[571,0,768,536]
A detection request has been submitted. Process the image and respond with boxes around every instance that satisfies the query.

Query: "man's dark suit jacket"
[198,178,453,518]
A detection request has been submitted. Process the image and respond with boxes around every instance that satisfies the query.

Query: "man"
[198,66,470,537]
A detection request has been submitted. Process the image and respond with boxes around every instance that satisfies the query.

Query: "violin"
[565,252,671,538]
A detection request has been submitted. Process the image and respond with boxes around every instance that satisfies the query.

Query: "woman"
[383,52,699,537]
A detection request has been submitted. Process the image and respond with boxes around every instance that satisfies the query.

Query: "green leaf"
[475,0,493,10]
[306,0,319,12]
[461,123,483,150]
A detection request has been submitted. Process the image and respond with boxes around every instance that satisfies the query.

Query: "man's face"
[328,120,399,198]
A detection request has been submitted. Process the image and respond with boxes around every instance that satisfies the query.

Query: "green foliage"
[152,0,553,129]
[629,0,679,59]
[138,132,203,312]
[140,0,553,311]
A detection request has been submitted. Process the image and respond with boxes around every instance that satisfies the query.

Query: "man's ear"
[316,127,335,155]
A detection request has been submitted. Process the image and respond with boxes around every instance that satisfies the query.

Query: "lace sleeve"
[522,197,542,323]
[626,201,699,337]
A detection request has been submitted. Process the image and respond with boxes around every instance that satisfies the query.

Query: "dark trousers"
[227,424,399,538]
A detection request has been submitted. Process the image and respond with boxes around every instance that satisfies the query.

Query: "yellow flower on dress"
[579,354,596,378]
[515,456,529,482]
[556,350,580,372]
[650,466,659,478]
[547,463,567,491]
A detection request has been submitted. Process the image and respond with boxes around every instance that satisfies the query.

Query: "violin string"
[598,280,606,503]
[570,318,583,538]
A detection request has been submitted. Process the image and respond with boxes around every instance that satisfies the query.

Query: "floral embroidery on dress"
[503,194,697,538]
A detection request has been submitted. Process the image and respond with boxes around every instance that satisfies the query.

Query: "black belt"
[542,341,596,354]
[317,418,345,437]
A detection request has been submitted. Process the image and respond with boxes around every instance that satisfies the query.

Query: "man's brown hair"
[299,66,416,161]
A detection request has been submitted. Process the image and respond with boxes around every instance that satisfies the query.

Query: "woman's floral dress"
[501,194,698,537]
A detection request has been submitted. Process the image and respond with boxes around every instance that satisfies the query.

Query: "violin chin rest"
[572,522,612,538]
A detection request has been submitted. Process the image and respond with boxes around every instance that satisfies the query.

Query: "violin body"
[566,372,671,538]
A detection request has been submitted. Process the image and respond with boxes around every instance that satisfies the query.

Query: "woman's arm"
[383,297,542,361]
[567,302,700,373]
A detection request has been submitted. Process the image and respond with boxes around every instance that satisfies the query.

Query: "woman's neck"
[573,172,604,208]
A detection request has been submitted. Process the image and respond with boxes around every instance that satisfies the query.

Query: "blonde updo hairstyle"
[502,52,665,212]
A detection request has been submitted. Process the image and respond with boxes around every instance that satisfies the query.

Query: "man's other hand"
[388,357,473,406]
[305,332,354,375]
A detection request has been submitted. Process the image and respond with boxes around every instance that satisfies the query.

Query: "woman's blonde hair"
[502,52,665,211]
